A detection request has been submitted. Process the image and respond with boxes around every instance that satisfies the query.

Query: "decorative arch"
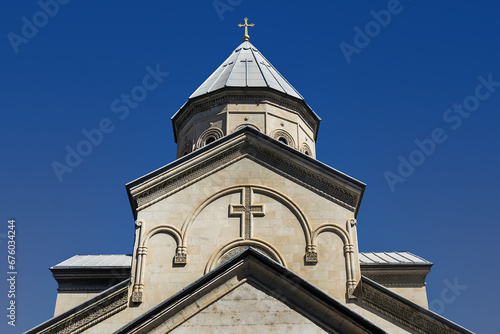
[232,123,262,133]
[196,127,224,148]
[311,221,358,299]
[179,141,193,157]
[271,129,296,149]
[301,142,312,156]
[312,223,351,245]
[181,184,313,248]
[131,224,186,303]
[180,187,241,240]
[143,225,183,247]
[204,238,287,274]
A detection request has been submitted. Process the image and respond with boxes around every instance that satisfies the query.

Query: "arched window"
[301,143,312,157]
[271,129,295,149]
[205,136,216,145]
[179,141,193,158]
[278,137,288,145]
[196,127,224,149]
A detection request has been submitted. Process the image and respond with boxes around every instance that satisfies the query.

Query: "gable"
[126,127,365,219]
[167,281,329,333]
[116,248,386,334]
[130,156,359,304]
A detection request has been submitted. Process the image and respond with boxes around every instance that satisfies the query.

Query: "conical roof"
[189,41,303,100]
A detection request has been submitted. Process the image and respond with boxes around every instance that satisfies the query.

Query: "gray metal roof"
[51,254,132,269]
[359,252,431,265]
[189,41,303,100]
[52,252,430,268]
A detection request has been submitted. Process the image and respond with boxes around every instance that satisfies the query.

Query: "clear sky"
[1,0,499,332]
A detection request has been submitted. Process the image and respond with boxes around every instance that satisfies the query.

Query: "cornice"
[128,129,363,217]
[361,276,473,334]
[172,89,320,142]
[26,280,129,334]
[360,264,432,287]
[361,273,427,287]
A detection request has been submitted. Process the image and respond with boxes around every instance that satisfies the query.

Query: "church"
[28,19,474,333]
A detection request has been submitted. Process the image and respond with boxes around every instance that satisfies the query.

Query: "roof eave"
[171,86,321,143]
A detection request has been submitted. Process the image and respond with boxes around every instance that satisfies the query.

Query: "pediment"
[115,248,386,334]
[126,127,365,219]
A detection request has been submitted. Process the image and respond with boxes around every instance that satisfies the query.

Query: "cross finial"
[238,17,255,41]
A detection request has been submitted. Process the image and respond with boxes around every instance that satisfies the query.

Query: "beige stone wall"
[167,282,328,334]
[53,292,100,316]
[133,158,356,307]
[58,156,429,333]
[176,100,316,158]
[312,232,347,300]
[386,286,429,308]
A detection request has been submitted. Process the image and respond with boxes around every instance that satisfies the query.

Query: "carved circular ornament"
[217,246,274,265]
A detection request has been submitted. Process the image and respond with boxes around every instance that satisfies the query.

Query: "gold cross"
[238,17,255,41]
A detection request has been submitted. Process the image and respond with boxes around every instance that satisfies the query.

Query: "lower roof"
[52,251,431,269]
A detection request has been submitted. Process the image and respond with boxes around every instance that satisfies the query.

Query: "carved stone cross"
[229,187,265,239]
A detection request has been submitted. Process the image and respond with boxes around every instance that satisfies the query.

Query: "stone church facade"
[28,28,473,333]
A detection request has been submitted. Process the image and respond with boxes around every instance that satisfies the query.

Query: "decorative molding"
[218,246,272,264]
[40,283,128,334]
[249,143,358,209]
[361,273,427,287]
[305,244,318,264]
[347,279,358,299]
[175,93,318,136]
[310,224,358,299]
[133,139,359,213]
[135,142,242,209]
[301,142,312,156]
[271,129,296,149]
[179,141,193,157]
[205,238,287,274]
[232,123,262,133]
[131,246,147,303]
[174,246,187,265]
[362,279,458,334]
[304,251,318,264]
[181,185,312,250]
[131,290,143,303]
[196,126,224,149]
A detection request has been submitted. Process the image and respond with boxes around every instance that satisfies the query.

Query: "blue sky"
[2,0,499,332]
